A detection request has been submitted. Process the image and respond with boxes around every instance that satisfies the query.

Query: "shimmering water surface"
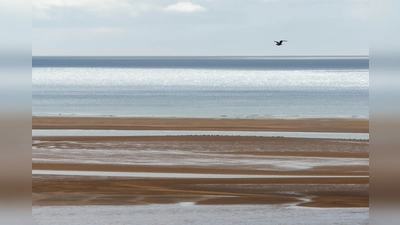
[32,56,369,118]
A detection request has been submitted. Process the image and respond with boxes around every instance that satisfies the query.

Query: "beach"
[32,56,369,223]
[32,117,369,208]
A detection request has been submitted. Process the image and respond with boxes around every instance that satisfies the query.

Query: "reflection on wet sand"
[32,117,369,223]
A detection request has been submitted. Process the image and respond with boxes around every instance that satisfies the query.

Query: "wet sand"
[32,116,369,133]
[32,117,369,207]
[32,176,368,207]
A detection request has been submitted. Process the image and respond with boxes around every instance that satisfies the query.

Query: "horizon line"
[32,55,369,57]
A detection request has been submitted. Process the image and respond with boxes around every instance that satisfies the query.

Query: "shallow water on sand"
[32,130,369,139]
[32,139,368,170]
[32,204,369,225]
[32,170,369,179]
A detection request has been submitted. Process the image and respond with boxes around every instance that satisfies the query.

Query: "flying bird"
[274,40,287,46]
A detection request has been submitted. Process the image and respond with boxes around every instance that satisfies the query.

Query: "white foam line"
[32,170,369,179]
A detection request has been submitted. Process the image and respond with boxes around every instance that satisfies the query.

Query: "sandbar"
[32,116,369,133]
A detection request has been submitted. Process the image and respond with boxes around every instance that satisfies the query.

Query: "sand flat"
[32,116,369,133]
[32,116,369,207]
[32,135,368,174]
[32,176,368,207]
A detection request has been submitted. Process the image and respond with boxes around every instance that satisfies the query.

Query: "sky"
[32,0,368,56]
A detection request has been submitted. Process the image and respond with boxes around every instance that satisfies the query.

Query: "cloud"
[164,2,206,13]
[32,0,159,19]
[347,0,368,21]
[33,0,105,10]
[92,27,126,35]
[32,0,206,19]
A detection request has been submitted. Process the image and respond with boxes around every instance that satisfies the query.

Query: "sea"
[32,56,369,118]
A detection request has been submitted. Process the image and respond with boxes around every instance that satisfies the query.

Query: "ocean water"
[32,56,369,118]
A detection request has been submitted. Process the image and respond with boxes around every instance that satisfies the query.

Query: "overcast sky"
[32,0,368,56]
